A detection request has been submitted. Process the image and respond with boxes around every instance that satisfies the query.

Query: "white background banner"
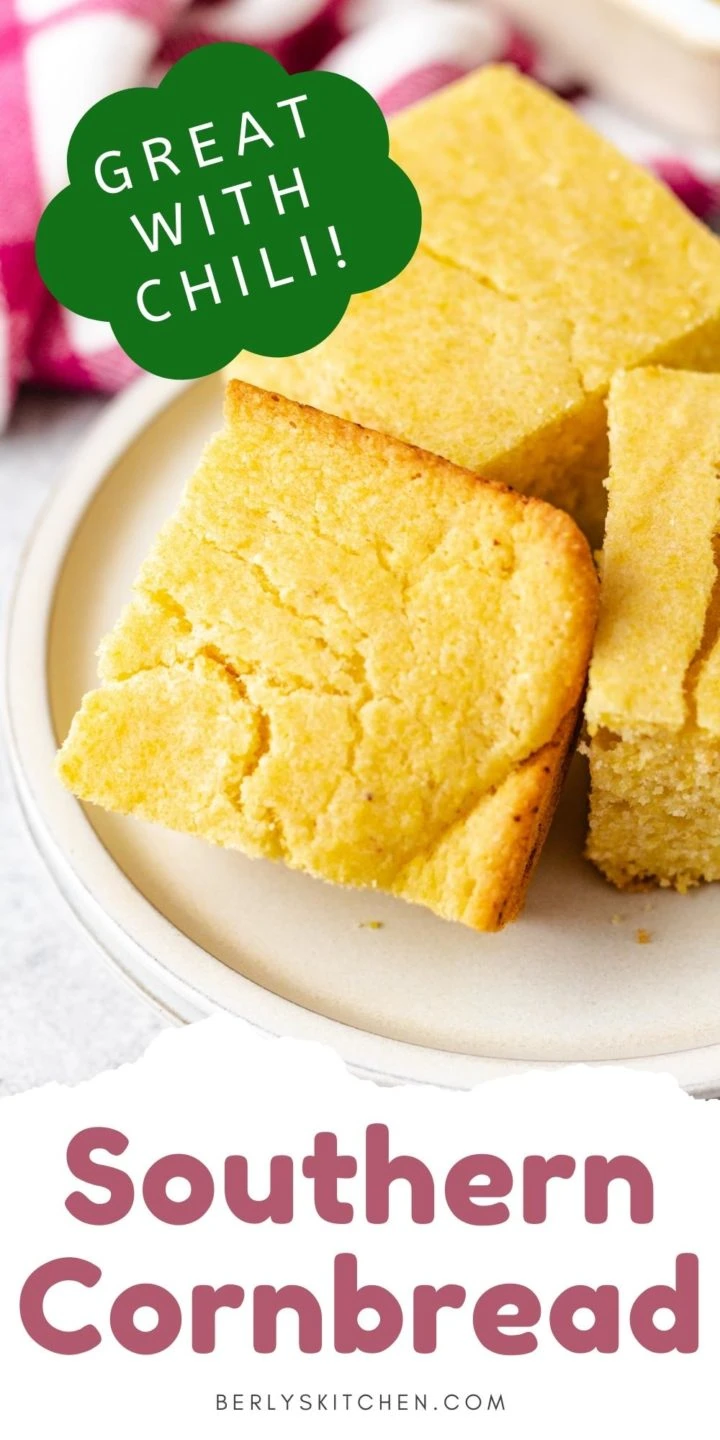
[1,1017,717,1437]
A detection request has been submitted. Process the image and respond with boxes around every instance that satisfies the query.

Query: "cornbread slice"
[228,66,720,540]
[58,382,598,931]
[586,368,720,891]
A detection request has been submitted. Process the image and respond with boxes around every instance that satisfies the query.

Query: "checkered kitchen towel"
[2,0,720,431]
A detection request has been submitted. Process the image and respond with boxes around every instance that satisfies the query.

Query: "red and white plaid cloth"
[2,0,720,431]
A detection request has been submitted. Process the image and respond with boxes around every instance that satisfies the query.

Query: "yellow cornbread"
[586,368,720,891]
[228,66,720,539]
[57,382,598,931]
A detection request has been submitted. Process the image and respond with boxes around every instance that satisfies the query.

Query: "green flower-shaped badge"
[36,43,422,379]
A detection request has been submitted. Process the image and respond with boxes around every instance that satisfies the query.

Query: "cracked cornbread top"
[390,67,720,395]
[57,383,598,930]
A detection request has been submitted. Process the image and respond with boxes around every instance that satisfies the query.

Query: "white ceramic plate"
[6,373,720,1092]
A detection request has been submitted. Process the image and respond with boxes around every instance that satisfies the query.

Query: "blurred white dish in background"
[498,0,720,141]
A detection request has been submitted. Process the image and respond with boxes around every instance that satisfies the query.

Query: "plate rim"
[5,371,720,1096]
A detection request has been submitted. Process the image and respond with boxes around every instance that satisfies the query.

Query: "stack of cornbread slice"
[58,67,720,928]
[229,66,720,542]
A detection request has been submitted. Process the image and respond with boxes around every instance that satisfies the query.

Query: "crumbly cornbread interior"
[57,383,598,931]
[586,368,720,890]
[228,67,720,540]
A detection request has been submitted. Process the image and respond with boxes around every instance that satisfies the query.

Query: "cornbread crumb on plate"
[57,382,598,933]
[586,367,720,892]
[228,66,720,540]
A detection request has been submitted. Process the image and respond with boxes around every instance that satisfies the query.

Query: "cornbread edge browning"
[58,382,599,931]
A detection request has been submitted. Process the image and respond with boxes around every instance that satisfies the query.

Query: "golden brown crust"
[227,378,559,512]
[482,707,581,930]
